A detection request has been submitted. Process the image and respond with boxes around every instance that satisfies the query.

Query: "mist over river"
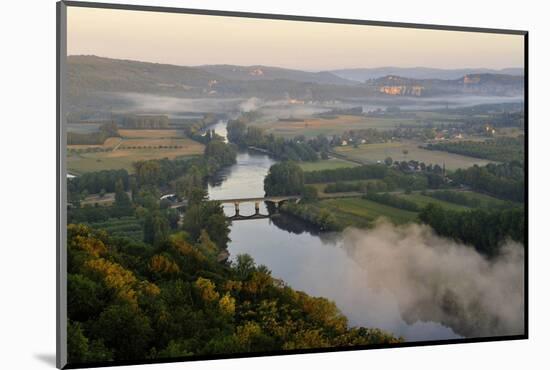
[206,120,462,341]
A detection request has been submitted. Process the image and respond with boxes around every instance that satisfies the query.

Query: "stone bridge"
[216,196,301,220]
[169,195,301,220]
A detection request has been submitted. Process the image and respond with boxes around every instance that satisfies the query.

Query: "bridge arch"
[215,196,301,220]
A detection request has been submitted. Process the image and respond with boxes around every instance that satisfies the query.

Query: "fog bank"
[341,221,524,338]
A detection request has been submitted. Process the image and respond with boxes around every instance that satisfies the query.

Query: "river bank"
[205,120,461,341]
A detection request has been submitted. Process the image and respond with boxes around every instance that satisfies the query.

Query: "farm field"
[80,193,116,207]
[334,141,493,170]
[68,137,122,150]
[396,193,470,211]
[68,145,203,174]
[253,112,462,138]
[494,127,525,138]
[253,115,415,138]
[316,197,419,226]
[410,111,478,121]
[67,128,205,174]
[118,138,194,149]
[80,191,135,207]
[455,190,523,207]
[298,158,358,172]
[68,137,204,174]
[302,186,515,229]
[88,216,144,241]
[308,188,509,229]
[307,179,377,196]
[396,190,522,211]
[118,129,184,138]
[68,128,188,151]
[67,122,104,133]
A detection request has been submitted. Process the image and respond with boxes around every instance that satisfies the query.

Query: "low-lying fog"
[111,92,524,119]
[339,221,524,338]
[351,94,525,111]
[229,217,524,341]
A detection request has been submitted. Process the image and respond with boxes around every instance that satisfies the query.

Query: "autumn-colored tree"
[194,277,219,303]
[218,292,236,317]
[149,254,180,275]
[66,224,401,364]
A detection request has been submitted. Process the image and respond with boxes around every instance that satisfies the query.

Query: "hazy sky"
[67,6,524,71]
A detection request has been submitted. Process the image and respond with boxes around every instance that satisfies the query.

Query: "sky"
[67,6,524,71]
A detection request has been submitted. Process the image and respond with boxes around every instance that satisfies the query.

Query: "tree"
[246,126,264,145]
[264,161,304,196]
[67,321,89,364]
[157,341,193,358]
[418,203,524,257]
[182,201,231,248]
[67,321,113,364]
[68,274,106,322]
[384,157,393,166]
[114,179,131,208]
[176,165,205,201]
[194,277,219,303]
[302,185,318,202]
[91,303,153,360]
[218,292,236,316]
[316,209,338,231]
[227,119,247,144]
[204,140,237,168]
[135,188,160,210]
[186,187,208,207]
[143,211,170,246]
[134,160,161,186]
[234,254,256,280]
[66,220,403,363]
[197,230,219,258]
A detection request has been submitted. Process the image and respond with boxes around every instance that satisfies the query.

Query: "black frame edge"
[523,31,529,340]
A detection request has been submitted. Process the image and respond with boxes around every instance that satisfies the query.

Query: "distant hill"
[67,56,367,113]
[366,74,524,97]
[199,64,356,85]
[329,67,524,82]
[68,55,222,95]
[67,56,524,115]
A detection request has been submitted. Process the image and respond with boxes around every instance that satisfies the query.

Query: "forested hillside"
[67,224,400,364]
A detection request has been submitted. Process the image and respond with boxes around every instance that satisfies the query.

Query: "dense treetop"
[67,224,400,364]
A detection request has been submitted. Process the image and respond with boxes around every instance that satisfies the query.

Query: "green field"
[450,190,521,208]
[396,193,470,211]
[315,197,418,227]
[68,145,203,174]
[302,188,515,229]
[68,129,205,174]
[88,216,144,241]
[334,141,493,170]
[253,112,463,138]
[299,158,359,172]
[253,115,417,139]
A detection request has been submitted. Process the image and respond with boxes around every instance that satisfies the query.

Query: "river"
[206,120,460,341]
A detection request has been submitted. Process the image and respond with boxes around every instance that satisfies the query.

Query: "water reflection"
[208,151,276,200]
[206,120,460,341]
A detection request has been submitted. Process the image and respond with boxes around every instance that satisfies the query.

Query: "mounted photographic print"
[56,1,528,368]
